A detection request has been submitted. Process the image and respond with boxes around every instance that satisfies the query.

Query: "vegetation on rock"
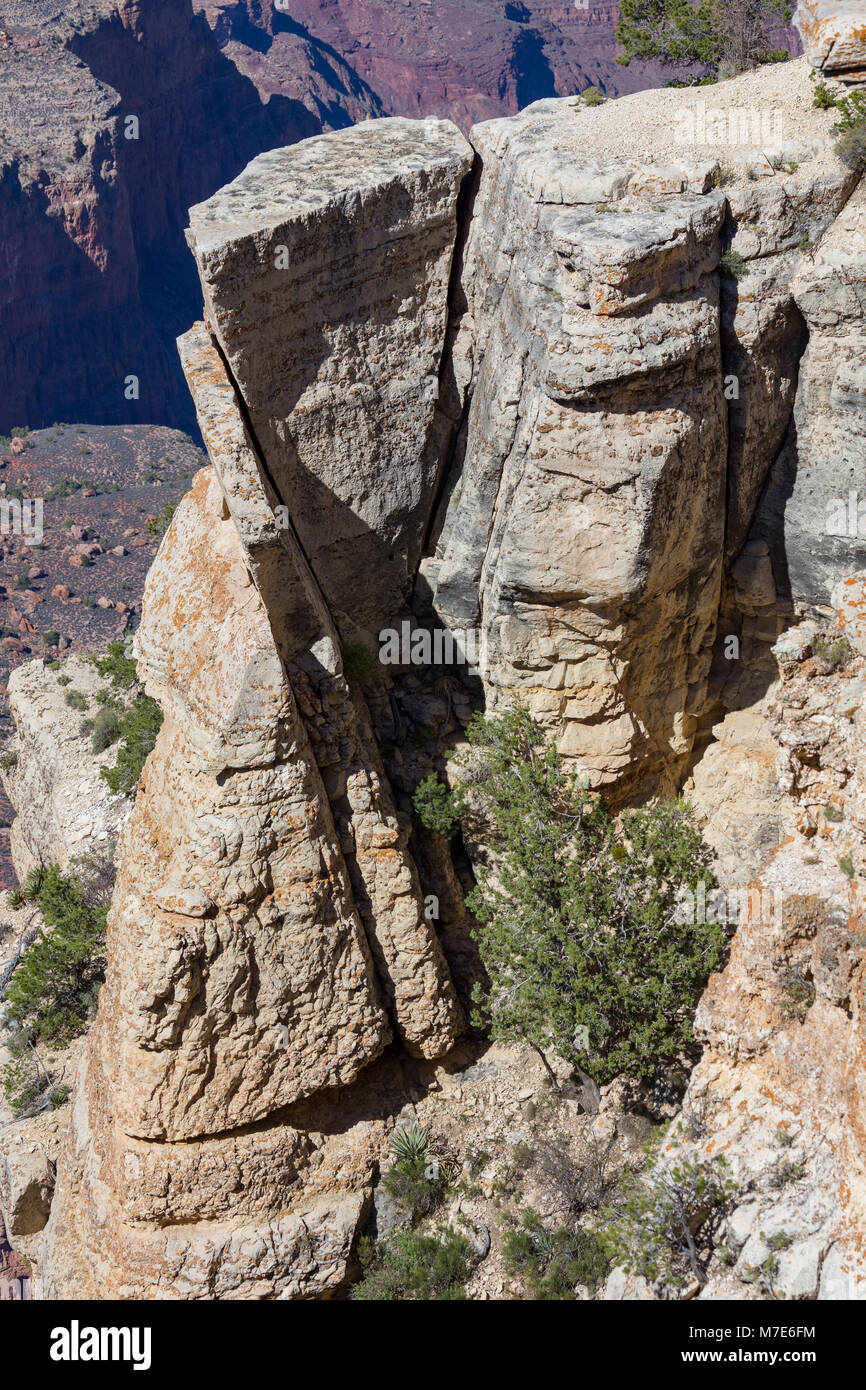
[440,708,724,1088]
[352,1228,472,1300]
[616,0,790,78]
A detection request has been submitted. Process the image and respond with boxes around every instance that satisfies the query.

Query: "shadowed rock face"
[195,0,670,133]
[0,0,351,435]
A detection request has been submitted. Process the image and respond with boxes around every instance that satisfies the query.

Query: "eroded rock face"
[752,181,866,609]
[186,118,473,632]
[430,61,853,792]
[657,586,866,1300]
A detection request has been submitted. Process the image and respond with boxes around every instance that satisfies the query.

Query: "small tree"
[616,0,790,79]
[4,862,110,1046]
[609,1153,737,1288]
[463,709,724,1089]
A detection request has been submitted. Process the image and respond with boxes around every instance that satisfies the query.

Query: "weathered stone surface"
[751,179,866,608]
[796,0,866,83]
[0,1148,54,1237]
[431,61,850,794]
[186,118,473,633]
[659,586,866,1300]
[104,466,391,1141]
[0,656,131,877]
[177,323,461,1061]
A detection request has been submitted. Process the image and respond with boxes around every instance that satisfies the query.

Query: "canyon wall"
[7,55,866,1298]
[0,0,675,438]
[0,0,371,435]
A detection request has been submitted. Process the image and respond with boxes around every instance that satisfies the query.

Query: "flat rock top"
[473,57,846,198]
[187,116,472,253]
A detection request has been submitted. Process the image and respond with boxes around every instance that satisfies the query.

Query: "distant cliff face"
[0,0,677,437]
[195,0,667,132]
[0,0,362,436]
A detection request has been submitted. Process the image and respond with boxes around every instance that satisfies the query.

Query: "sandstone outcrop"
[751,179,866,609]
[186,118,473,632]
[651,582,866,1299]
[429,60,853,792]
[9,60,866,1300]
[796,0,866,84]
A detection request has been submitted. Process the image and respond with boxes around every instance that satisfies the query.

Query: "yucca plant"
[390,1122,430,1166]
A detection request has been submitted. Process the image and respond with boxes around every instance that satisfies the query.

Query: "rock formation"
[796,0,866,84]
[652,582,866,1299]
[5,52,866,1299]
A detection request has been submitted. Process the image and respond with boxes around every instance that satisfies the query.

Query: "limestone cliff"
[6,54,866,1299]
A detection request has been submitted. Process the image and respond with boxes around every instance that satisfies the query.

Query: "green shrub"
[4,862,110,1046]
[88,639,138,689]
[609,1153,736,1290]
[341,640,377,684]
[824,803,844,823]
[145,498,178,536]
[0,1033,71,1118]
[503,1208,610,1298]
[582,86,603,106]
[99,692,162,796]
[352,1228,471,1301]
[1,1048,49,1117]
[719,248,747,281]
[464,708,723,1087]
[778,975,815,1020]
[91,705,122,754]
[812,77,838,110]
[0,749,17,771]
[64,689,88,711]
[812,633,853,669]
[711,165,735,188]
[833,92,866,170]
[84,641,162,795]
[42,630,60,648]
[834,90,866,131]
[57,673,71,686]
[390,1123,431,1165]
[382,1156,446,1219]
[615,0,791,79]
[412,772,466,839]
